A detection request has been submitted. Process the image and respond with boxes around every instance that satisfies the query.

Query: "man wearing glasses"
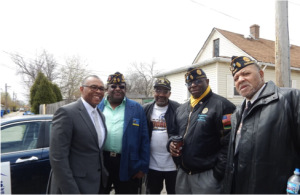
[97,72,150,194]
[49,75,108,194]
[143,78,180,194]
[167,68,236,194]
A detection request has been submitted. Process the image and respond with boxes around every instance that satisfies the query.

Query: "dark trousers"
[103,152,139,194]
[146,169,177,194]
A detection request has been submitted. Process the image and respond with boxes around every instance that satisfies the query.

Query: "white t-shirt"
[149,104,176,171]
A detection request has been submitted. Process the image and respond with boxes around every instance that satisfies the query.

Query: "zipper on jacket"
[182,106,194,172]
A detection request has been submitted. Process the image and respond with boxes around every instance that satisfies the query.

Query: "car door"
[1,120,46,194]
[39,120,52,193]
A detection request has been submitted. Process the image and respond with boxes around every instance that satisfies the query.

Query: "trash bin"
[7,110,10,113]
[1,110,4,117]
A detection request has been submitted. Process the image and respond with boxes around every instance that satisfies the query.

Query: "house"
[126,92,154,105]
[154,24,300,105]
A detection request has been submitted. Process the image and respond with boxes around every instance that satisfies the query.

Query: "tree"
[31,76,56,114]
[52,83,63,102]
[126,60,159,97]
[58,55,90,100]
[30,72,45,106]
[10,49,59,96]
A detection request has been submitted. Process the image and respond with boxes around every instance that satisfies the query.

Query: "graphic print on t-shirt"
[152,113,167,131]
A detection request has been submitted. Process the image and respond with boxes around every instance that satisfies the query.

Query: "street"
[1,111,24,119]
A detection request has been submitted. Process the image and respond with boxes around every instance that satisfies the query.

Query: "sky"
[1,0,299,103]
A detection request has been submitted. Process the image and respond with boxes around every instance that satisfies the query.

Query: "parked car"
[1,115,53,194]
[23,111,35,115]
[19,108,25,112]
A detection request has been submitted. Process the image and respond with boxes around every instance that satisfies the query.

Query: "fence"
[39,99,77,114]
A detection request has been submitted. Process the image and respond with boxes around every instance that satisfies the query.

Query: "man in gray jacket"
[48,75,108,194]
[223,56,300,193]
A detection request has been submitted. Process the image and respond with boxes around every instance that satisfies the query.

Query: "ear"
[206,79,210,86]
[259,70,264,82]
[80,86,84,94]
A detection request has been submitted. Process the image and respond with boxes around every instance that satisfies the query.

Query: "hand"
[170,141,181,157]
[133,171,145,179]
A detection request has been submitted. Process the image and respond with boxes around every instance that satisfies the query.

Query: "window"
[1,122,41,153]
[213,39,219,57]
[234,85,240,96]
[227,75,240,98]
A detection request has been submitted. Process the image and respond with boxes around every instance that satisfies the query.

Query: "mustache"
[239,82,251,91]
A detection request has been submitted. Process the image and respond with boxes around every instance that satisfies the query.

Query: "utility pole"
[275,0,291,87]
[5,83,11,113]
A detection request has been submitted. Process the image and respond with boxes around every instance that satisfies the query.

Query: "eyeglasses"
[110,85,125,89]
[83,85,105,92]
[154,89,169,95]
[185,79,203,87]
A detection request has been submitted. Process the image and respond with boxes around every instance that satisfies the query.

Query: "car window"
[1,122,41,154]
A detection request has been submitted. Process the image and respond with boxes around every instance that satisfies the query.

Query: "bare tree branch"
[126,60,159,97]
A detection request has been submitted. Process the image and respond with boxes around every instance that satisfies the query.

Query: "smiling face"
[153,86,171,107]
[188,78,209,99]
[107,83,126,104]
[80,77,105,108]
[233,64,265,100]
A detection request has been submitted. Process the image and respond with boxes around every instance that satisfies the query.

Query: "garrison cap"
[154,78,171,90]
[107,72,125,84]
[184,67,207,83]
[230,56,256,76]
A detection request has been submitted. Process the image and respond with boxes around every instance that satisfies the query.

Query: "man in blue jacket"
[98,72,150,194]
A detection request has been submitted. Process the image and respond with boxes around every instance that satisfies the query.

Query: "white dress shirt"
[81,97,105,147]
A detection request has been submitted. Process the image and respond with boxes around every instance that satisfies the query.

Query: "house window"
[227,75,240,98]
[213,39,219,57]
[234,85,240,96]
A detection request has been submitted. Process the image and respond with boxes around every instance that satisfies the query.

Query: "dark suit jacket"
[48,98,108,194]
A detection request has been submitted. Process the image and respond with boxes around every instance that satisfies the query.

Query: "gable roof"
[215,28,300,68]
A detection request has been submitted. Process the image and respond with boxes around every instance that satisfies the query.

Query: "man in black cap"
[143,78,180,194]
[97,72,150,194]
[222,56,300,193]
[167,68,236,194]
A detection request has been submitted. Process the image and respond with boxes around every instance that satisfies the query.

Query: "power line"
[289,1,300,6]
[190,0,241,21]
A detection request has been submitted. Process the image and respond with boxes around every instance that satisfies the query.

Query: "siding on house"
[157,72,186,104]
[195,30,252,63]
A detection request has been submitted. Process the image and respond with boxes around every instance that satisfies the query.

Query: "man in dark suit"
[48,75,108,194]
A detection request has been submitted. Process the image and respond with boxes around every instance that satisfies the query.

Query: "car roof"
[1,115,53,126]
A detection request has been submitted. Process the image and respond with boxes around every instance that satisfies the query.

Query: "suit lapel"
[77,99,99,148]
[97,108,107,150]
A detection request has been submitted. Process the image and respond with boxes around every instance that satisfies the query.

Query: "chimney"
[250,24,260,39]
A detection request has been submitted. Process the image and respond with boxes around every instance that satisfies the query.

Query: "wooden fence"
[39,99,76,114]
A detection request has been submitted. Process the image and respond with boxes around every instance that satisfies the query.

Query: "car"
[19,108,25,112]
[1,115,53,194]
[23,111,35,115]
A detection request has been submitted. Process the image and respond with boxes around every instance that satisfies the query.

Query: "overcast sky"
[1,0,299,103]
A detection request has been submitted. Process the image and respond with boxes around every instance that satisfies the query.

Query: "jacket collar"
[241,81,278,114]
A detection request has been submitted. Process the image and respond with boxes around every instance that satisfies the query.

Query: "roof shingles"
[216,28,300,68]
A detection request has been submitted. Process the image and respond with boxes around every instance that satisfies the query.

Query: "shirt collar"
[81,97,97,114]
[104,96,126,106]
[247,83,266,104]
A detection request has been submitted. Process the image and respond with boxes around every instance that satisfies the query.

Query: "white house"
[155,25,300,104]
